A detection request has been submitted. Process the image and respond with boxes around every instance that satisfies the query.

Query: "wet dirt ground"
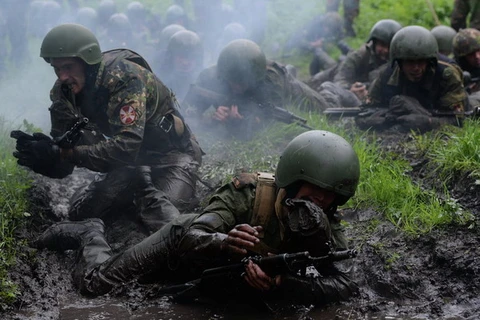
[3,131,480,320]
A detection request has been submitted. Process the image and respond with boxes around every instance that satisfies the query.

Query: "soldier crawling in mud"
[308,19,402,107]
[32,130,360,306]
[356,25,469,133]
[452,28,480,108]
[11,24,202,233]
[182,39,331,140]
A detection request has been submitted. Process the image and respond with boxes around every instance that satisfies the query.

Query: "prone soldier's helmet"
[165,4,186,26]
[275,130,360,206]
[75,7,98,31]
[98,0,117,23]
[431,25,457,56]
[107,13,132,34]
[367,19,402,44]
[166,30,203,70]
[159,24,186,50]
[389,25,438,66]
[452,28,480,58]
[40,23,102,65]
[126,1,146,25]
[217,39,267,88]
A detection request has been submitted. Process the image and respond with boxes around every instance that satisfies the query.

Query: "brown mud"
[2,131,480,320]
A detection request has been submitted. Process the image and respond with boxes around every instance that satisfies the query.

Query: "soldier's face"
[50,58,86,94]
[400,59,428,82]
[294,182,336,210]
[465,50,480,68]
[374,40,389,62]
[174,56,196,74]
[227,79,249,95]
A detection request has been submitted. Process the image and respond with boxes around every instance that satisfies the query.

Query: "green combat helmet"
[126,1,146,25]
[452,28,480,58]
[165,4,186,26]
[431,25,457,56]
[367,19,402,44]
[166,30,203,70]
[275,130,360,205]
[389,25,438,66]
[217,39,267,88]
[75,7,98,32]
[40,23,102,65]
[159,24,186,50]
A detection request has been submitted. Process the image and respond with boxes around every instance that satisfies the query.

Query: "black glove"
[11,130,61,175]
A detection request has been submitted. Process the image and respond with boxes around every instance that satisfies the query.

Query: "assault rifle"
[184,84,313,130]
[54,117,89,148]
[151,246,357,301]
[323,106,480,119]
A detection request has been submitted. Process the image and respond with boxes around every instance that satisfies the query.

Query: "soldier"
[164,4,189,28]
[182,39,331,139]
[431,25,457,57]
[333,19,402,101]
[125,1,150,44]
[75,7,98,33]
[451,0,480,31]
[452,28,480,106]
[326,0,360,37]
[100,13,135,51]
[96,0,117,35]
[156,30,204,102]
[356,26,468,133]
[11,24,202,233]
[32,130,360,305]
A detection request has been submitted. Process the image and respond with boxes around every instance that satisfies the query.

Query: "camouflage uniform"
[358,61,468,131]
[326,0,360,37]
[333,42,386,90]
[50,49,202,232]
[54,172,357,303]
[451,0,480,31]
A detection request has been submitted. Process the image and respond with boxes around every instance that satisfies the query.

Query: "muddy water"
[56,294,417,320]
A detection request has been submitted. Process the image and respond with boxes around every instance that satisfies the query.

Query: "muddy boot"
[32,218,105,252]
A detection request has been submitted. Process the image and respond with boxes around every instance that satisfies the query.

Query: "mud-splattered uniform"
[70,172,357,304]
[49,49,202,231]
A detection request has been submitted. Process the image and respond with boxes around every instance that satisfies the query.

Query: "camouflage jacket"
[334,42,386,89]
[49,49,200,173]
[451,0,480,31]
[183,60,329,116]
[368,61,468,113]
[178,172,348,262]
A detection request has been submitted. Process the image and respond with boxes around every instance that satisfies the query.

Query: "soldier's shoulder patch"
[232,172,258,189]
[119,104,137,125]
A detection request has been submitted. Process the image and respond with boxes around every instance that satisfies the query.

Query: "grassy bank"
[0,120,31,310]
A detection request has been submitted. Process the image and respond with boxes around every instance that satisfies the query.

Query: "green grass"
[0,119,31,310]
[413,119,480,182]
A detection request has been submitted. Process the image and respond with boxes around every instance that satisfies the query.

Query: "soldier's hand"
[222,224,262,258]
[350,82,368,100]
[213,106,231,122]
[229,105,244,120]
[244,259,282,291]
